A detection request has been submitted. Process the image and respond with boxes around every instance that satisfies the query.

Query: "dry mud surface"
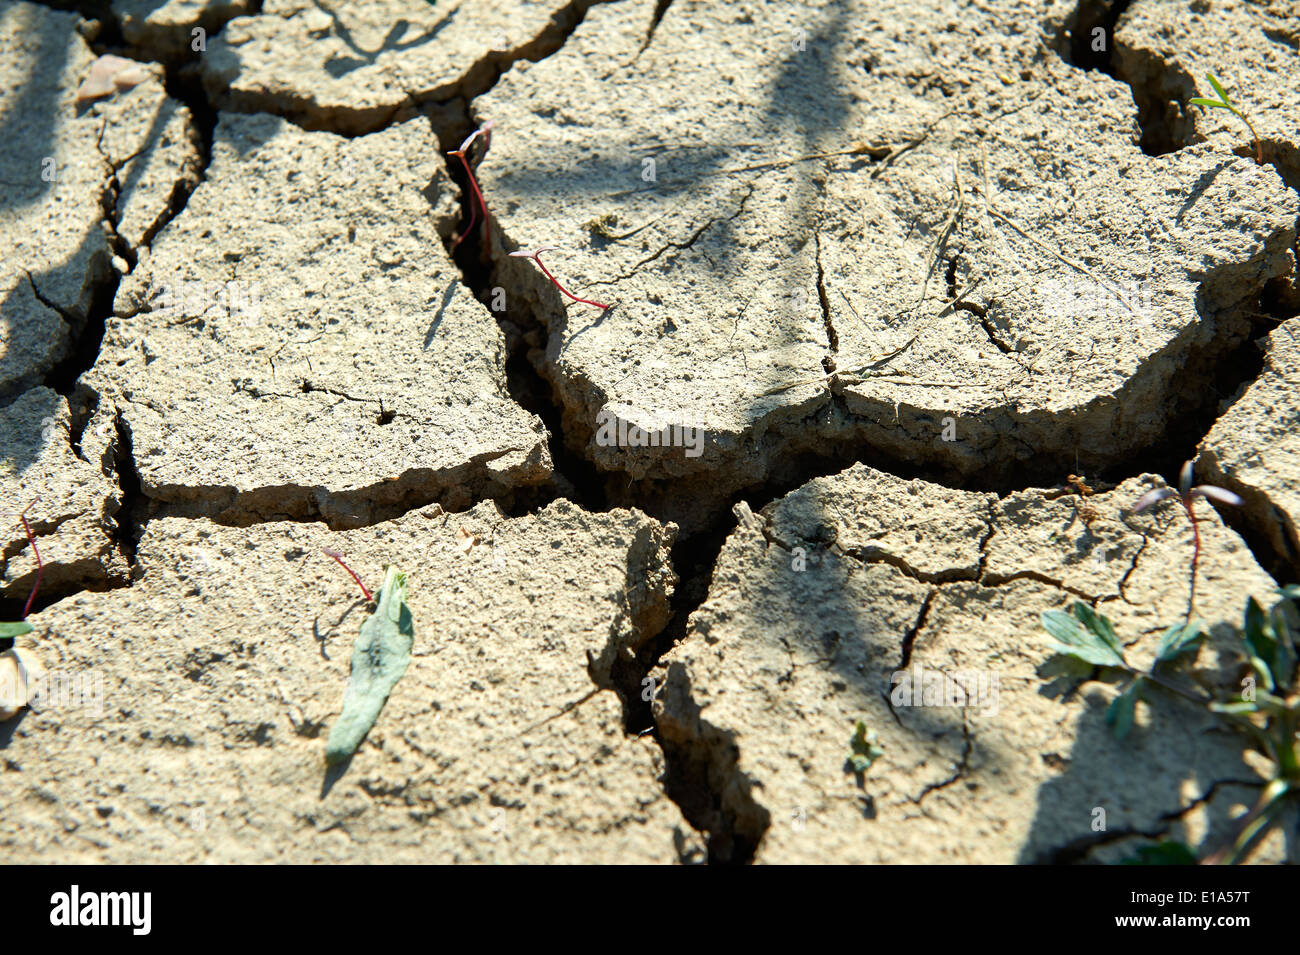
[1,0,1298,864]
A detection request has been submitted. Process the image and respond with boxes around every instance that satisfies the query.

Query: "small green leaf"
[1189,97,1230,109]
[1123,840,1197,865]
[1268,601,1297,687]
[1106,679,1142,740]
[846,720,884,775]
[1155,620,1205,664]
[1040,603,1126,668]
[325,566,414,765]
[1074,602,1124,651]
[1243,597,1279,691]
[1205,72,1232,106]
[0,622,34,638]
[1041,608,1083,643]
[1244,595,1268,637]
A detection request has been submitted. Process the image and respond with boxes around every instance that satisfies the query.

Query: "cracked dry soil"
[1,0,1298,865]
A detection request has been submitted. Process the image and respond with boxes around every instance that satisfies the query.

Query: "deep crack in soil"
[1057,0,1197,157]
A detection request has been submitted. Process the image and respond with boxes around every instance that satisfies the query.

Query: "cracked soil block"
[96,113,552,527]
[1,500,703,862]
[654,463,1291,863]
[477,0,1298,528]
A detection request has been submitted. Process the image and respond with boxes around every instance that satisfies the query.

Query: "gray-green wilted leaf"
[1041,602,1126,668]
[325,566,414,765]
[0,622,34,638]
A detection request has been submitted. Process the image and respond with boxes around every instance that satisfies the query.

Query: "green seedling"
[1189,72,1262,165]
[322,553,414,765]
[1042,588,1300,864]
[1,499,43,638]
[509,247,610,310]
[1133,460,1242,617]
[1041,601,1208,739]
[1202,586,1300,864]
[845,720,884,783]
[448,121,494,251]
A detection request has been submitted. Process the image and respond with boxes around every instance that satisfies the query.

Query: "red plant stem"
[19,499,41,619]
[450,150,490,251]
[449,156,478,250]
[323,549,373,604]
[533,255,609,310]
[1185,497,1201,618]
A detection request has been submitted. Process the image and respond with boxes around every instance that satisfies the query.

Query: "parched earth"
[0,0,1297,863]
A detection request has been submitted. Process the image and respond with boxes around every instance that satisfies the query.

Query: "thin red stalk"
[19,499,41,619]
[449,155,478,250]
[460,152,490,249]
[533,255,609,310]
[323,548,372,603]
[448,126,492,251]
[1185,497,1201,619]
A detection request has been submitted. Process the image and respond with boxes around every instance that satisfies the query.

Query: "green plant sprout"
[1041,601,1208,740]
[1202,586,1300,864]
[1,499,43,639]
[1133,460,1242,617]
[1189,72,1262,165]
[1041,588,1300,864]
[845,720,884,785]
[321,552,414,766]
